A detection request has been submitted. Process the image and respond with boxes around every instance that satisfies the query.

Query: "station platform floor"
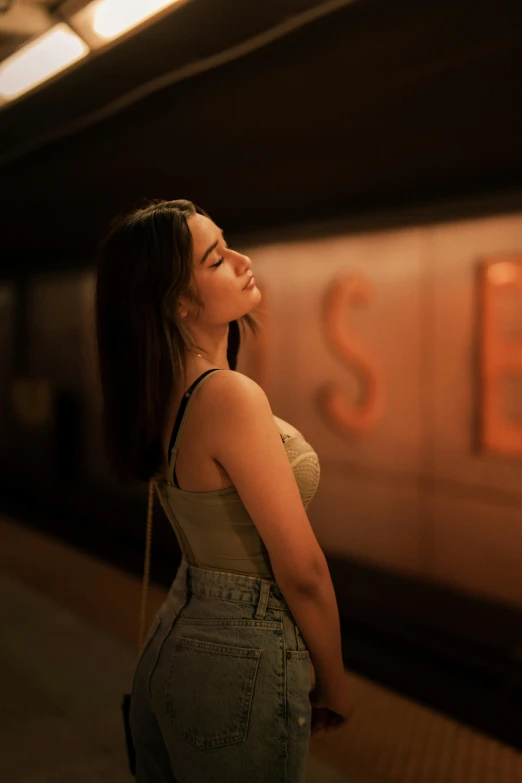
[1,513,521,783]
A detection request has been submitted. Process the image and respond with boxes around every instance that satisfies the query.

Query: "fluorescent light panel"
[0,23,89,101]
[73,0,182,45]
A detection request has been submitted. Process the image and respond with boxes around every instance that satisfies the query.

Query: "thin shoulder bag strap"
[137,477,155,654]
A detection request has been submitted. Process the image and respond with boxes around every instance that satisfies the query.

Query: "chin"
[249,286,262,302]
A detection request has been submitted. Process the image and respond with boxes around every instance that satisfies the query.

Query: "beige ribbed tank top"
[154,369,320,578]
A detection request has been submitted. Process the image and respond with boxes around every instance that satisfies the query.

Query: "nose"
[239,251,252,272]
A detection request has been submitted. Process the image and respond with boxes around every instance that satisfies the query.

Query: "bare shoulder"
[195,369,270,443]
[201,369,267,406]
[202,371,302,438]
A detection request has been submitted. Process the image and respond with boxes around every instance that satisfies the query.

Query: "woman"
[95,199,351,782]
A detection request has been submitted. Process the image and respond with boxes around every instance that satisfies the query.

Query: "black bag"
[122,478,156,777]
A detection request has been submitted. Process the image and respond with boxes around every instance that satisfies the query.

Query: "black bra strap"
[167,369,223,461]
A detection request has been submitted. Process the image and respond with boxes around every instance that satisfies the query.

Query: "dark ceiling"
[1,0,522,274]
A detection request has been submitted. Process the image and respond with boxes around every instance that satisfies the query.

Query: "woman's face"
[186,212,260,323]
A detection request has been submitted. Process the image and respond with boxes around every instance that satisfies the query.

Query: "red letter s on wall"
[317,274,385,435]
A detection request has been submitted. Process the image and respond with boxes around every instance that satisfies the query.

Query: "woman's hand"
[309,678,354,736]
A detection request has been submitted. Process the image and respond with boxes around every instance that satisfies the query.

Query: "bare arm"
[279,562,345,693]
[207,371,345,690]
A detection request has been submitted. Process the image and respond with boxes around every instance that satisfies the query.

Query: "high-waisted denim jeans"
[129,558,313,783]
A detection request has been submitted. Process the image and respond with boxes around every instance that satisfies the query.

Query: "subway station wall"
[1,210,521,608]
[235,211,522,609]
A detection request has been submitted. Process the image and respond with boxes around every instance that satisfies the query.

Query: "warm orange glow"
[487,261,520,287]
[480,257,522,454]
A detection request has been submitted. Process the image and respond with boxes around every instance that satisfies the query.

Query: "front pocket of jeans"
[166,636,262,749]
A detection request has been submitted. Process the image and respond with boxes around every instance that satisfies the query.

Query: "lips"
[243,275,255,290]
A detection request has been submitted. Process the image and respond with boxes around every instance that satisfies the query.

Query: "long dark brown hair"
[95,198,260,485]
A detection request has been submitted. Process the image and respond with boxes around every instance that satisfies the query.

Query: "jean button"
[286,651,292,660]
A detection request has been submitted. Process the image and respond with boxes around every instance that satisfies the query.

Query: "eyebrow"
[199,229,224,265]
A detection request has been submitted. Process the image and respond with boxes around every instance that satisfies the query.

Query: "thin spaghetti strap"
[137,478,155,653]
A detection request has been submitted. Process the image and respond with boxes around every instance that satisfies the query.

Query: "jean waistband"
[165,558,291,614]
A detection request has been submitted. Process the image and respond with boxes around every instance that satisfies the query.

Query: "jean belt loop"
[254,579,271,620]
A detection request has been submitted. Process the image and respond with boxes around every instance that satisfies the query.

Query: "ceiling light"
[73,0,182,45]
[0,23,89,101]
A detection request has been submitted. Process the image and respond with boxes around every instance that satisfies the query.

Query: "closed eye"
[211,257,224,268]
